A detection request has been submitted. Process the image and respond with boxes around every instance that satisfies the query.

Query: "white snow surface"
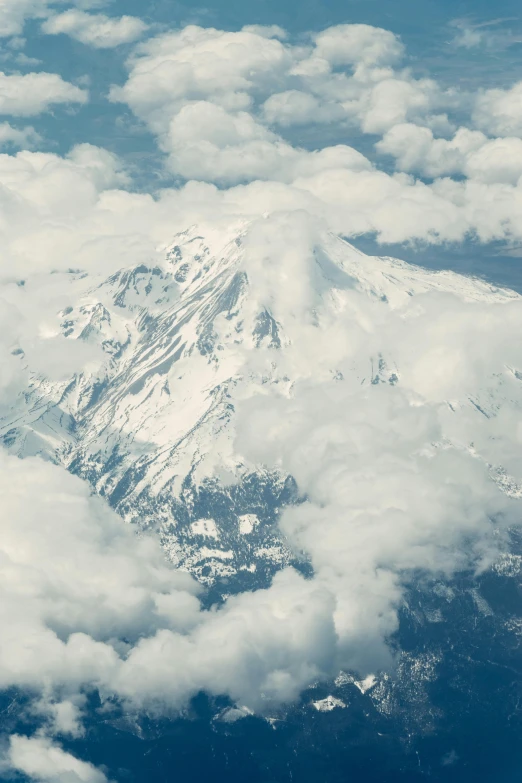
[312,696,347,712]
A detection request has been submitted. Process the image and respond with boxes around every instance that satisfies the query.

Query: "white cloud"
[474,81,522,137]
[377,123,522,185]
[108,26,294,182]
[0,71,87,116]
[2,135,522,294]
[35,700,86,738]
[0,450,199,692]
[42,10,148,48]
[0,448,338,712]
[112,25,292,123]
[263,90,343,126]
[452,26,484,48]
[313,23,404,68]
[0,121,41,148]
[0,0,107,38]
[162,100,372,184]
[465,136,522,184]
[358,77,443,135]
[110,24,457,184]
[6,735,110,783]
[449,18,519,51]
[242,24,287,40]
[376,124,487,177]
[0,0,49,37]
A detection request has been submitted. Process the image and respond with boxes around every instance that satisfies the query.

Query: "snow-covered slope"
[2,222,521,584]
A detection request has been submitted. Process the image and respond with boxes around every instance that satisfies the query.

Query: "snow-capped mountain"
[2,221,521,586]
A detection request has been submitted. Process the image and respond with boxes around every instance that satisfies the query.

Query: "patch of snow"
[424,608,444,623]
[199,547,234,560]
[493,553,522,577]
[238,513,259,535]
[312,696,346,712]
[354,675,377,694]
[217,705,254,723]
[334,671,353,688]
[190,518,219,539]
[255,546,289,565]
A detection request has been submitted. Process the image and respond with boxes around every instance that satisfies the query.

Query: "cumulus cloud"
[0,0,49,37]
[313,23,404,68]
[0,448,337,714]
[474,81,522,137]
[0,71,87,116]
[41,10,148,48]
[161,100,374,184]
[0,121,41,148]
[4,134,522,293]
[109,25,292,181]
[102,20,522,215]
[110,24,454,184]
[378,123,522,185]
[377,123,479,176]
[0,0,107,38]
[263,90,343,127]
[0,143,137,280]
[357,77,445,135]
